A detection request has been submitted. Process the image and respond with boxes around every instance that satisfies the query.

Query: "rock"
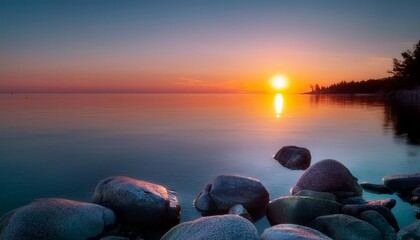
[92,176,180,227]
[339,196,367,205]
[161,215,259,240]
[383,172,420,193]
[360,210,397,240]
[293,190,338,202]
[342,204,399,231]
[397,219,420,240]
[260,224,332,240]
[412,186,420,197]
[274,146,311,170]
[361,182,394,194]
[291,159,363,197]
[309,214,382,240]
[0,198,116,240]
[228,204,253,221]
[267,196,341,225]
[367,199,397,209]
[194,174,269,218]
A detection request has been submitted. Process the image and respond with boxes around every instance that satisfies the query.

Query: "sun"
[271,75,288,91]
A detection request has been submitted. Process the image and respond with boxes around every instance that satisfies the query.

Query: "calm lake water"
[1,93,419,232]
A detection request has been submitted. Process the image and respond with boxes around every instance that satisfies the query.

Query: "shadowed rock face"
[309,214,382,240]
[397,219,420,240]
[92,176,180,227]
[360,210,397,240]
[382,172,420,193]
[260,224,332,240]
[274,146,311,170]
[291,159,363,197]
[161,215,259,240]
[267,196,341,225]
[194,174,269,218]
[0,198,116,240]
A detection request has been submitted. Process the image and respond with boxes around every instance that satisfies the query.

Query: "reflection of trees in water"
[309,94,384,107]
[384,101,420,145]
[309,94,420,145]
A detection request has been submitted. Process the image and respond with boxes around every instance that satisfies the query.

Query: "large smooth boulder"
[360,210,397,240]
[194,175,269,218]
[397,219,420,240]
[342,204,399,231]
[92,176,180,227]
[260,224,332,240]
[267,196,341,225]
[274,146,311,170]
[0,198,116,240]
[361,182,394,194]
[383,172,420,193]
[291,159,363,197]
[309,214,382,240]
[161,215,259,240]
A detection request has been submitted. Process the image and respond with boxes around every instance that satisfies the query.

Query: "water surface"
[0,93,419,232]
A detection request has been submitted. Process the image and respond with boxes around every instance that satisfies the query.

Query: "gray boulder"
[92,176,180,227]
[267,196,341,225]
[383,172,420,193]
[194,175,269,218]
[397,219,420,240]
[293,190,338,202]
[339,196,367,205]
[161,215,259,240]
[360,210,397,240]
[309,214,382,240]
[260,224,332,240]
[291,159,363,197]
[0,198,116,240]
[361,182,394,194]
[228,204,252,221]
[342,204,399,231]
[274,146,311,170]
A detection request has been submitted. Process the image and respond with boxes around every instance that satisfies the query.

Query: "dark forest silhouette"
[309,40,420,94]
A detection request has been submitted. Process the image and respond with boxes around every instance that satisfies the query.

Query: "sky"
[1,0,420,93]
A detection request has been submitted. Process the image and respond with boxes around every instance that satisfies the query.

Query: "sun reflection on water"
[274,93,284,118]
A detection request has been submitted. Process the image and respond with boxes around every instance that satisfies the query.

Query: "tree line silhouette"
[309,40,420,94]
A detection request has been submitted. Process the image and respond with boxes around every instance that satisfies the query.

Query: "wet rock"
[161,215,259,240]
[274,146,311,170]
[412,186,420,197]
[383,172,420,193]
[342,204,399,231]
[361,182,394,194]
[360,210,397,240]
[397,219,420,240]
[367,199,397,209]
[309,214,382,240]
[92,176,180,227]
[267,196,341,225]
[291,159,363,197]
[194,174,269,218]
[293,190,338,202]
[0,198,116,240]
[228,204,253,221]
[260,224,332,240]
[339,196,367,205]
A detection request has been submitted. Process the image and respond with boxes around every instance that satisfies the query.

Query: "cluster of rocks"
[1,145,419,240]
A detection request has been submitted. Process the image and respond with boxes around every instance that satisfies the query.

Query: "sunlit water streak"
[0,93,419,233]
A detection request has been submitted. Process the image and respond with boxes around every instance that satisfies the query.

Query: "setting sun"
[272,75,289,91]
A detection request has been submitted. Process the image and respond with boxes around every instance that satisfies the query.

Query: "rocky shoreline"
[1,146,419,240]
